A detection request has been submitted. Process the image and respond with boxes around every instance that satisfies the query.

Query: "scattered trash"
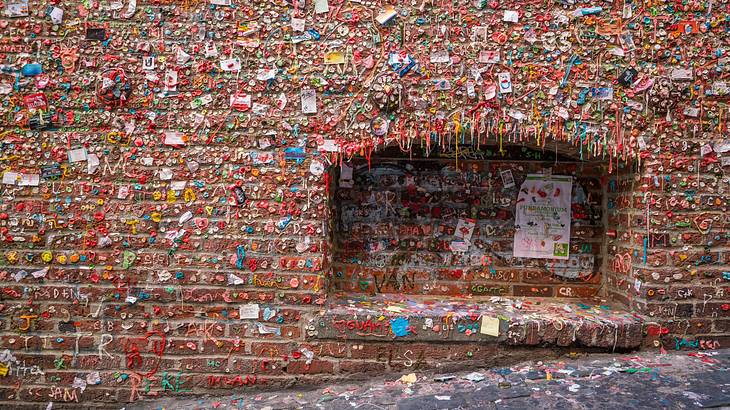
[400,373,417,385]
[525,370,546,380]
[112,349,730,409]
[463,372,486,382]
[494,368,513,376]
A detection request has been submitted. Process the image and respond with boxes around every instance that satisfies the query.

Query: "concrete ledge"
[309,294,643,349]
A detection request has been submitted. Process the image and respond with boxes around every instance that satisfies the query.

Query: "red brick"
[230,358,285,375]
[285,360,334,374]
[339,360,386,373]
[513,285,554,297]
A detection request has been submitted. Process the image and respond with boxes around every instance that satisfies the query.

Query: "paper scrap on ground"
[400,373,417,384]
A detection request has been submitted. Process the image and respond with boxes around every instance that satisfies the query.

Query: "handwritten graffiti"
[329,267,418,294]
[332,319,389,336]
[674,338,721,350]
[649,233,668,247]
[208,374,258,387]
[612,252,632,274]
[470,284,508,295]
[48,386,79,403]
[128,371,191,402]
[373,270,415,293]
[124,331,166,377]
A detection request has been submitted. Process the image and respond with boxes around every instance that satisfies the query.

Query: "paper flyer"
[513,175,572,260]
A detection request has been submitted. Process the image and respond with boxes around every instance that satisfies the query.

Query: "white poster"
[301,88,317,114]
[513,175,572,260]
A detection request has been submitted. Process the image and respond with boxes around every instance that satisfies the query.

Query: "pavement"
[127,348,730,410]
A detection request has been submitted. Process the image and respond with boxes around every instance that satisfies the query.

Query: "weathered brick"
[513,285,554,297]
[339,360,387,374]
[284,360,334,374]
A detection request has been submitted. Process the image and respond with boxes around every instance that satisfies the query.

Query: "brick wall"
[607,153,730,350]
[0,0,728,407]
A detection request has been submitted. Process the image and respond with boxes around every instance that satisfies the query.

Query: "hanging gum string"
[455,128,459,169]
[498,119,504,154]
[345,107,631,170]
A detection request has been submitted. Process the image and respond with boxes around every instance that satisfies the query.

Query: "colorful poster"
[513,175,572,260]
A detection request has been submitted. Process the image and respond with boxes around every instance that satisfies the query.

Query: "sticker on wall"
[479,50,500,64]
[500,169,515,189]
[301,88,317,114]
[255,323,280,336]
[85,27,106,41]
[204,42,218,57]
[503,10,519,22]
[430,50,450,64]
[47,6,63,24]
[484,84,497,100]
[121,0,137,19]
[176,47,192,65]
[276,93,288,110]
[314,0,330,14]
[450,241,469,252]
[375,7,397,25]
[230,92,251,111]
[497,72,512,93]
[142,56,155,70]
[164,69,178,92]
[310,159,324,176]
[291,17,305,32]
[455,218,475,243]
[324,51,345,65]
[67,148,87,163]
[466,80,476,98]
[228,273,244,285]
[371,116,389,136]
[220,58,242,72]
[232,186,246,205]
[5,1,28,17]
[163,131,186,146]
[24,93,47,112]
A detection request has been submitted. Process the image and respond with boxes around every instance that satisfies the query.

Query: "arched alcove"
[326,140,613,301]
